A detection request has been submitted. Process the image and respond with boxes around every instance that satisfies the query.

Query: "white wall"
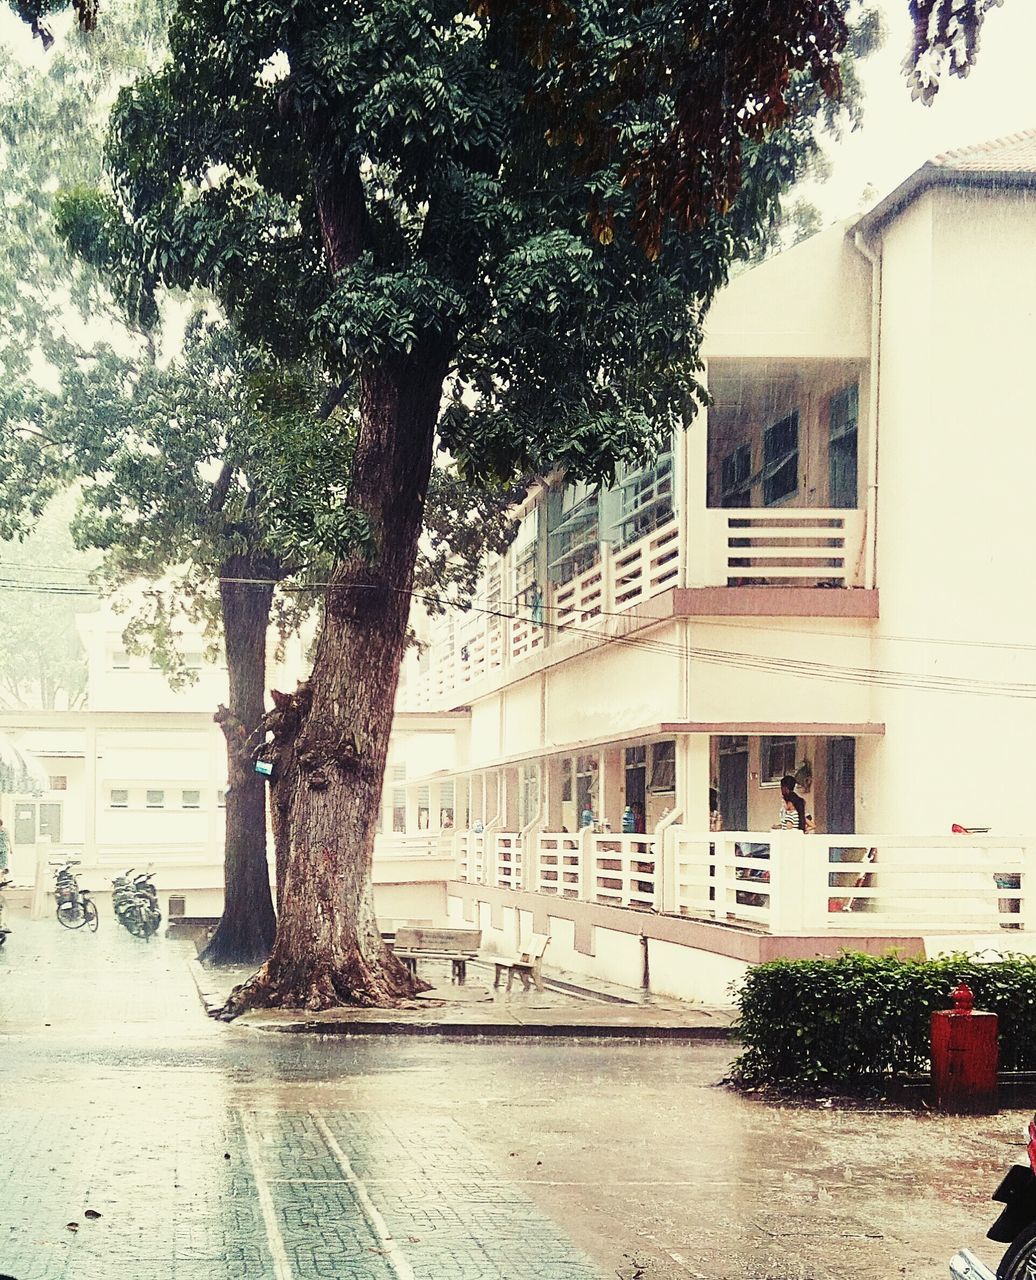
[868,186,1036,834]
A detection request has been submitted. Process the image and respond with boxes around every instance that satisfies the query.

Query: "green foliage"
[0,490,97,709]
[730,950,1036,1093]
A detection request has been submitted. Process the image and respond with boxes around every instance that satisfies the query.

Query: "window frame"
[760,735,798,786]
[110,788,129,809]
[720,442,753,508]
[763,411,800,506]
[648,740,676,793]
[145,789,166,810]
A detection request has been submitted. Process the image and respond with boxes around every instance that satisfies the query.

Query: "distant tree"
[0,491,96,710]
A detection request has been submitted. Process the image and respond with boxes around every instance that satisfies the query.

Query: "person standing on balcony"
[775,775,807,832]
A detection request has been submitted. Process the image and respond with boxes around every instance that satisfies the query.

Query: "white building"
[1,604,456,924]
[396,132,1036,1000]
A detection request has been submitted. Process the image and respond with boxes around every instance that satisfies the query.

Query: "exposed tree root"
[215,951,430,1020]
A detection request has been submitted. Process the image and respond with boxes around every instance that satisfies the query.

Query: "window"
[575,754,598,818]
[181,790,201,809]
[112,651,130,670]
[624,745,646,813]
[217,788,226,808]
[48,775,68,792]
[720,443,752,508]
[519,764,539,828]
[512,510,540,610]
[560,757,573,803]
[146,789,165,809]
[185,653,204,671]
[615,447,674,547]
[649,740,676,792]
[547,486,600,586]
[391,763,406,833]
[829,384,859,508]
[110,789,129,809]
[761,735,797,785]
[39,803,62,842]
[763,411,799,505]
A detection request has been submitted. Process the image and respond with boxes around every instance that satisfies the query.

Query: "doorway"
[826,738,856,835]
[718,737,749,831]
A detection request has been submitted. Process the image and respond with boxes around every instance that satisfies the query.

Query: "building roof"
[930,129,1036,172]
[855,128,1036,238]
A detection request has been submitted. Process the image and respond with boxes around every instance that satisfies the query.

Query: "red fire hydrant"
[930,982,998,1114]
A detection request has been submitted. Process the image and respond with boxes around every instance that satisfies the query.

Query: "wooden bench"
[392,925,482,985]
[493,933,551,992]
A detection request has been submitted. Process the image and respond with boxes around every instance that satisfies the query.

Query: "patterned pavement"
[0,914,606,1280]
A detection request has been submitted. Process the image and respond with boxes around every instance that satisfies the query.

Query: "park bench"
[492,932,551,993]
[392,925,482,985]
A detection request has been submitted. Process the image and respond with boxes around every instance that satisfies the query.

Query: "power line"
[2,569,1034,699]
[4,559,1036,655]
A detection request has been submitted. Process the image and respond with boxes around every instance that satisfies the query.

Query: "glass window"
[614,445,675,548]
[547,485,600,586]
[112,651,130,670]
[720,443,752,508]
[110,789,129,809]
[217,789,226,808]
[146,789,165,809]
[181,789,201,809]
[763,411,799,505]
[519,764,539,828]
[391,762,406,832]
[649,740,676,792]
[48,775,68,791]
[761,735,797,784]
[829,384,859,508]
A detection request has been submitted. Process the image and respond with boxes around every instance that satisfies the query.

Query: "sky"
[809,1,1036,222]
[2,1,1036,223]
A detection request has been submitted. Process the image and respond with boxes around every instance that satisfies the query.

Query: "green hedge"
[729,951,1036,1092]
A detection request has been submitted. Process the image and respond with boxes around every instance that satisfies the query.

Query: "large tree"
[78,0,887,1016]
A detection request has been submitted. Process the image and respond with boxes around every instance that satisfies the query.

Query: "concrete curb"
[184,955,737,1040]
[239,1017,736,1040]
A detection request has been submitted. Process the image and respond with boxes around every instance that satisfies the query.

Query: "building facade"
[397,134,1036,999]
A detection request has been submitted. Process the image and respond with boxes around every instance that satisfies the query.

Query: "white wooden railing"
[590,834,657,910]
[611,519,680,611]
[493,831,522,891]
[666,829,1036,933]
[553,562,605,631]
[454,826,1036,935]
[701,508,866,588]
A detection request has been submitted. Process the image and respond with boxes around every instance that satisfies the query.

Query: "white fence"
[455,826,1036,934]
[700,508,867,588]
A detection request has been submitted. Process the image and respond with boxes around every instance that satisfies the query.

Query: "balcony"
[453,826,1036,936]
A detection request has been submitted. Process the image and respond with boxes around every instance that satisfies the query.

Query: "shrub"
[729,951,1036,1093]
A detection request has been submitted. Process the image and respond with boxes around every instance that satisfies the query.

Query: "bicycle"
[52,860,99,932]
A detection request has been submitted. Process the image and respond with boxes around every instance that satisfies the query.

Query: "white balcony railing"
[553,562,605,632]
[454,826,1036,935]
[611,519,680,611]
[702,508,866,588]
[667,829,1036,933]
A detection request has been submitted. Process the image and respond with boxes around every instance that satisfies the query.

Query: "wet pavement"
[0,905,1028,1280]
[192,958,737,1038]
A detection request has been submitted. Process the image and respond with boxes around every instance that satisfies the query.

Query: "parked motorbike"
[111,867,162,941]
[951,1117,1036,1280]
[0,867,11,946]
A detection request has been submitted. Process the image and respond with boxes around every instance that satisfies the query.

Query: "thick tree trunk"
[199,557,277,966]
[220,353,443,1015]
